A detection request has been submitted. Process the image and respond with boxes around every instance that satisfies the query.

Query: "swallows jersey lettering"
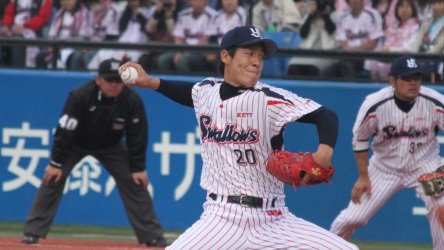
[199,115,259,144]
[382,125,429,139]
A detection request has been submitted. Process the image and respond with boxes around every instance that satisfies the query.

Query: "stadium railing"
[1,37,443,83]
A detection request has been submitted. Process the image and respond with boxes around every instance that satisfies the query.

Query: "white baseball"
[120,67,138,84]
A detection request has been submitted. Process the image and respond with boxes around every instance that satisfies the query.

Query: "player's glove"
[418,166,444,197]
[266,151,335,187]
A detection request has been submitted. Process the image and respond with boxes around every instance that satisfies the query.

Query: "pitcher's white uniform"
[330,86,444,249]
[167,78,358,250]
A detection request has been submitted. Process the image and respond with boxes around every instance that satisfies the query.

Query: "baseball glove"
[418,166,444,197]
[266,151,335,187]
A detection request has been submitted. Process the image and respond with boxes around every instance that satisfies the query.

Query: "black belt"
[209,193,276,208]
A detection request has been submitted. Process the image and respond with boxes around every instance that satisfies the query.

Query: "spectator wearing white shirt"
[205,0,246,70]
[35,0,91,69]
[87,0,153,70]
[207,0,246,44]
[156,0,216,73]
[335,0,371,13]
[325,0,383,78]
[67,0,122,70]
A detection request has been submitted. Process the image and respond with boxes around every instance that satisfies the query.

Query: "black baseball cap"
[220,25,278,58]
[389,55,424,78]
[98,58,122,78]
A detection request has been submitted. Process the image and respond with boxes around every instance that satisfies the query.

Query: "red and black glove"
[266,151,335,187]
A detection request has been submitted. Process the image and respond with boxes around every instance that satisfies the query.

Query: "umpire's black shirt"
[50,81,148,172]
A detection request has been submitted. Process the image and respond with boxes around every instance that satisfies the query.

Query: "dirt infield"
[0,236,165,250]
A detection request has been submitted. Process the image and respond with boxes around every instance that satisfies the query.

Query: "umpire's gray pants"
[23,142,164,243]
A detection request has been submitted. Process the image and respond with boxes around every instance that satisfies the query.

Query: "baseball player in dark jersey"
[119,25,358,249]
[21,58,167,247]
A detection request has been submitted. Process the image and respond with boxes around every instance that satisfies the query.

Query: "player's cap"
[220,25,278,58]
[389,55,424,78]
[98,58,122,79]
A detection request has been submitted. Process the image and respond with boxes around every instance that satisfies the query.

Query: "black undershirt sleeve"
[297,106,339,148]
[157,79,194,107]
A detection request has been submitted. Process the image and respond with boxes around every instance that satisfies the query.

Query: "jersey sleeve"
[125,93,148,172]
[429,89,444,131]
[205,12,218,37]
[265,87,321,133]
[24,0,53,32]
[191,77,221,119]
[352,97,378,151]
[50,91,83,168]
[1,0,14,27]
[334,13,347,41]
[172,10,187,38]
[367,8,384,41]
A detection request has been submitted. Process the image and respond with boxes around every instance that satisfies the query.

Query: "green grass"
[0,221,432,249]
[0,221,181,243]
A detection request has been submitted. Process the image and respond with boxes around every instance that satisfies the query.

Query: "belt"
[209,193,276,208]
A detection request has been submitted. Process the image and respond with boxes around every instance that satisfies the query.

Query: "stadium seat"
[261,31,301,77]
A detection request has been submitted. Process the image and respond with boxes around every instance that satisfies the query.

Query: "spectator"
[287,0,339,77]
[21,58,167,247]
[145,0,180,42]
[368,0,420,81]
[412,0,444,83]
[382,0,419,52]
[251,0,304,32]
[87,0,153,70]
[371,0,397,30]
[67,0,122,70]
[0,0,9,20]
[294,0,309,18]
[207,0,246,45]
[139,0,180,70]
[205,0,247,70]
[417,0,432,21]
[335,0,370,13]
[251,0,304,76]
[156,0,216,74]
[0,0,53,67]
[35,0,90,69]
[325,0,383,79]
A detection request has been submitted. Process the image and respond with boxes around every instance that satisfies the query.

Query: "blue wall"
[0,69,442,244]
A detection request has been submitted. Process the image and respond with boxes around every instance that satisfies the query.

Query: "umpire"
[21,58,167,247]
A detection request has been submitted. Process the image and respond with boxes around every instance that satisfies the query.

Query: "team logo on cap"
[110,62,120,70]
[406,58,418,69]
[250,27,262,39]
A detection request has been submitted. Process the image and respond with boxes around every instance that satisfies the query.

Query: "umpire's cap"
[220,25,278,58]
[98,58,122,78]
[389,55,424,78]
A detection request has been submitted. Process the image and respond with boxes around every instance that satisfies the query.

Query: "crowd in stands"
[0,0,443,82]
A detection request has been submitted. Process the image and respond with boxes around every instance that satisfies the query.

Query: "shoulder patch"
[364,96,393,119]
[260,87,294,105]
[419,93,444,110]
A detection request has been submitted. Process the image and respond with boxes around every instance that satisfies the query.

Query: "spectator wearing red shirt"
[1,0,53,67]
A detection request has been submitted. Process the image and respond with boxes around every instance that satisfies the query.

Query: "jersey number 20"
[234,149,257,166]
